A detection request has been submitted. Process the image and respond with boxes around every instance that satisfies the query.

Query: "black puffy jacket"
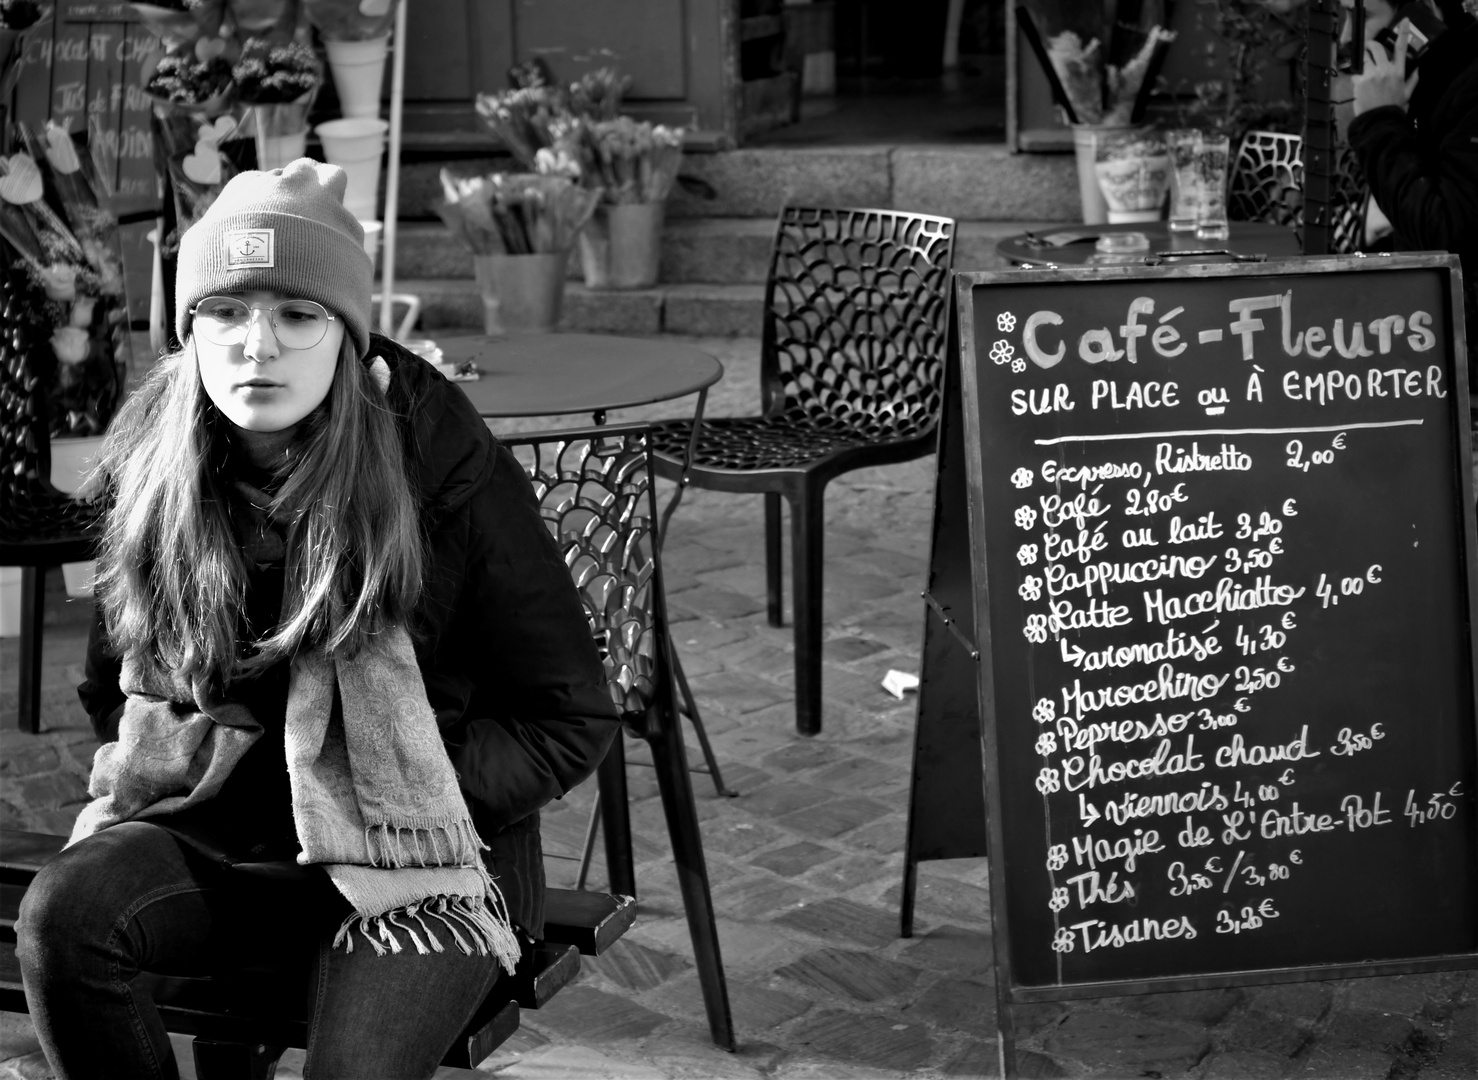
[79,335,621,937]
[1348,19,1478,382]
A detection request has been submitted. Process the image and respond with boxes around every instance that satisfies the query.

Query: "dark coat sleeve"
[78,606,125,743]
[423,441,621,832]
[1347,55,1478,258]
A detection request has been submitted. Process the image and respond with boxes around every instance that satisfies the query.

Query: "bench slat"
[542,889,637,955]
[0,830,633,954]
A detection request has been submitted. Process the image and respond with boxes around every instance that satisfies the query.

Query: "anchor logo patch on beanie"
[225,229,274,269]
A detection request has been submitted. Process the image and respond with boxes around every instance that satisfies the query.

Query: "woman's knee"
[16,822,199,972]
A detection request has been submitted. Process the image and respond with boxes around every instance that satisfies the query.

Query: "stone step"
[394,144,1080,224]
[403,278,764,338]
[389,218,1065,285]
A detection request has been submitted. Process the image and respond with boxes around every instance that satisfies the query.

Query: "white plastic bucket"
[315,118,388,220]
[51,435,104,599]
[324,35,390,119]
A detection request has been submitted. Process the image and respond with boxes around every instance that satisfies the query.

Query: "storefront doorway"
[750,0,1006,147]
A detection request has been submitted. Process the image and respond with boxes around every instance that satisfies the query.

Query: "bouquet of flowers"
[0,1,53,101]
[435,171,504,255]
[232,36,321,167]
[548,116,684,205]
[144,48,236,109]
[301,0,396,41]
[1020,0,1174,126]
[474,86,568,170]
[0,128,132,437]
[476,66,640,168]
[438,171,599,256]
[232,36,321,103]
[567,67,631,122]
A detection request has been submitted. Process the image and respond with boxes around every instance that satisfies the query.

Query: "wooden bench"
[0,829,635,1079]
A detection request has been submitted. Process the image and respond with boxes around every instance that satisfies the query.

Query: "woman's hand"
[1353,23,1420,116]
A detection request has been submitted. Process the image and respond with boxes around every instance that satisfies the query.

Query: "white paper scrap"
[881,669,920,699]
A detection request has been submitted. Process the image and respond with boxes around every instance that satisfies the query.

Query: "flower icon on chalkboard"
[1023,615,1049,643]
[1048,887,1070,912]
[990,340,1015,365]
[1045,844,1068,871]
[997,312,1016,332]
[1019,576,1042,602]
[1014,506,1037,530]
[1035,732,1057,755]
[1016,543,1038,566]
[1012,358,1026,374]
[1011,467,1034,489]
[1052,927,1076,953]
[1033,697,1055,723]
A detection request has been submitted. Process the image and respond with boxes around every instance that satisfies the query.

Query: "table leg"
[657,387,708,543]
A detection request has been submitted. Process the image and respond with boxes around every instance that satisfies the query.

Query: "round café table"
[431,329,737,802]
[435,332,723,424]
[997,221,1303,268]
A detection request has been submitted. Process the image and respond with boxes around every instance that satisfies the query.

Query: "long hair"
[94,335,424,687]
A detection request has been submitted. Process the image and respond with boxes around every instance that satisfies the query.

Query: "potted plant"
[232,36,322,169]
[437,170,599,334]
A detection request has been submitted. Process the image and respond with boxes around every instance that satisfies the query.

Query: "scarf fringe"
[363,819,487,869]
[330,882,521,975]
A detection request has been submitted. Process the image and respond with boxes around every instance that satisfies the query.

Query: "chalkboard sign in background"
[910,254,1478,1009]
[6,4,160,324]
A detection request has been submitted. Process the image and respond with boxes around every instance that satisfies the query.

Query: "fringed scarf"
[69,625,521,975]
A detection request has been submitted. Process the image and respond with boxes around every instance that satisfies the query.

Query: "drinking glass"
[1194,134,1231,242]
[1166,129,1202,233]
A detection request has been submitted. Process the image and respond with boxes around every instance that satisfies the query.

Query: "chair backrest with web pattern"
[1228,131,1368,256]
[761,206,956,442]
[501,425,671,727]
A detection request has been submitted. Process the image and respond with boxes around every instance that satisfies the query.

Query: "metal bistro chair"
[649,206,957,737]
[501,424,734,1051]
[1228,130,1368,255]
[1,250,101,733]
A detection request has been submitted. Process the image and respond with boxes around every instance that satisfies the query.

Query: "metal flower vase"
[473,252,567,334]
[579,201,664,290]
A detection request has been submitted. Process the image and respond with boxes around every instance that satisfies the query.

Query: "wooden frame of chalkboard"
[915,253,1476,1038]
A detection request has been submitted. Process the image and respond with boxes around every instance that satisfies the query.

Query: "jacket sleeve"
[1347,99,1478,256]
[432,442,621,831]
[78,605,125,743]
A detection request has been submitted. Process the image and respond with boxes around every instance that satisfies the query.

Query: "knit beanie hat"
[175,158,373,355]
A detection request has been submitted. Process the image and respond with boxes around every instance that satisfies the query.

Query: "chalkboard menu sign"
[905,254,1478,1011]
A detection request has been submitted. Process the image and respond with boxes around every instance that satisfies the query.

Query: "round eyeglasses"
[190,296,337,350]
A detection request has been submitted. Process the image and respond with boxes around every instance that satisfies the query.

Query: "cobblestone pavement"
[2,337,1474,1079]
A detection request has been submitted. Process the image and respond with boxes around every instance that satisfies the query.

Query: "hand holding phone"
[1352,22,1421,117]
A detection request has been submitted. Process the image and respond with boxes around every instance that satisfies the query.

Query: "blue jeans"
[16,821,503,1080]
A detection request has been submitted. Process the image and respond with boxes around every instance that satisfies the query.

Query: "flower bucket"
[315,117,388,220]
[1071,124,1137,226]
[324,34,390,119]
[361,220,382,266]
[579,201,664,290]
[481,252,566,334]
[254,99,313,170]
